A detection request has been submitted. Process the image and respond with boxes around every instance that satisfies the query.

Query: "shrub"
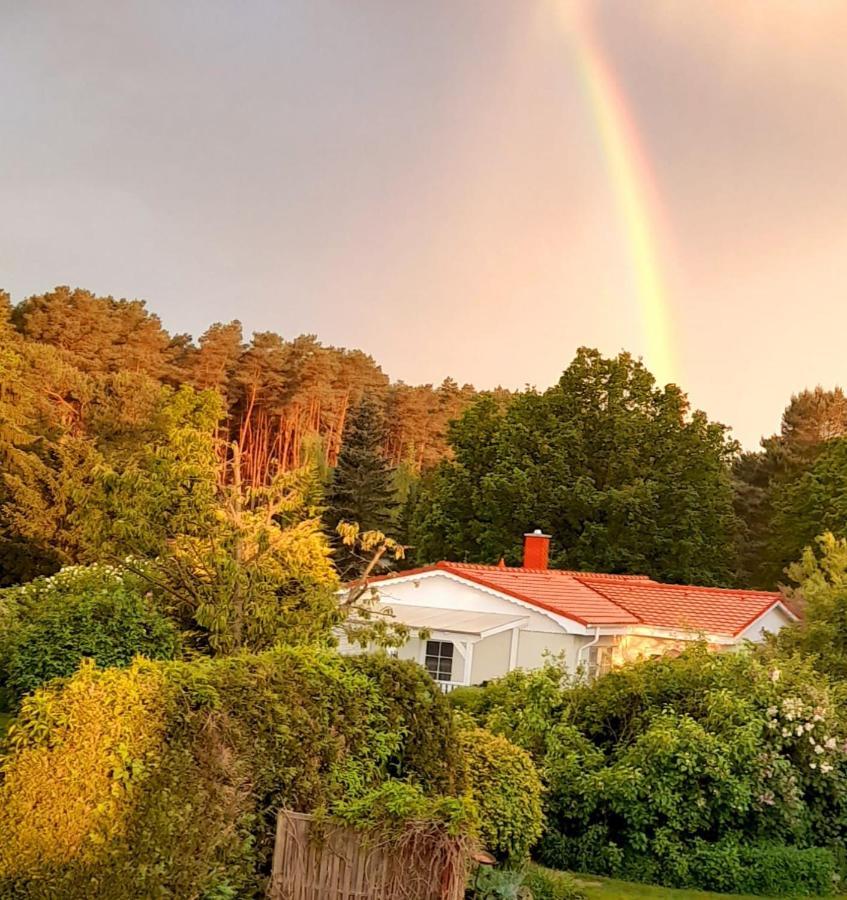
[686,840,837,896]
[346,653,466,794]
[0,648,470,898]
[479,645,847,894]
[521,863,585,900]
[0,564,181,706]
[460,726,543,866]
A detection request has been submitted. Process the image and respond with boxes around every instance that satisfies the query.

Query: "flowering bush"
[456,645,847,894]
[0,564,180,707]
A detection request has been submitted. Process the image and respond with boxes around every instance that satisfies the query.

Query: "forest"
[1,284,844,591]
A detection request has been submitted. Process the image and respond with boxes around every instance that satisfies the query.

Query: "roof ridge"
[440,561,652,580]
[577,575,781,600]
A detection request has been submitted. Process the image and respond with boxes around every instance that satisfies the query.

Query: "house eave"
[346,568,593,634]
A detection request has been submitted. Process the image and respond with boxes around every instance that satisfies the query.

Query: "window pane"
[425,641,455,681]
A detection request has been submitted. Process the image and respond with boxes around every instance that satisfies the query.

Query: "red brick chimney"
[523,529,551,569]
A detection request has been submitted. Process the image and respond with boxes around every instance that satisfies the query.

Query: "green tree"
[768,438,847,575]
[774,532,847,678]
[150,451,339,655]
[735,388,847,587]
[73,388,338,654]
[325,397,399,577]
[411,349,739,584]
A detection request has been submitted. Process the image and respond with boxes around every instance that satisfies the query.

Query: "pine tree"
[325,397,398,577]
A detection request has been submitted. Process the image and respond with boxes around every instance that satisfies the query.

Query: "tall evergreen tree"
[325,397,398,577]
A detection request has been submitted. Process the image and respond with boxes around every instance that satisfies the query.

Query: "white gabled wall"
[739,605,794,643]
[372,572,572,633]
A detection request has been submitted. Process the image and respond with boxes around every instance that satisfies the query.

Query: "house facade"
[342,531,796,691]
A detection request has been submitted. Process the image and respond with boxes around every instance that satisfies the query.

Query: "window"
[424,640,454,682]
[587,645,613,680]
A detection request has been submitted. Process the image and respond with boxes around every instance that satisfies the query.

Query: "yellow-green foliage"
[0,649,466,899]
[0,660,168,876]
[460,726,543,866]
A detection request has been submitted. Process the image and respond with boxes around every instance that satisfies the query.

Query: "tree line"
[3,283,847,592]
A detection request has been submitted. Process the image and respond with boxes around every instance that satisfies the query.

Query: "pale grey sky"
[3,1,847,447]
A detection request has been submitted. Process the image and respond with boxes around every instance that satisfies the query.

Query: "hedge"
[535,837,838,897]
[0,649,467,898]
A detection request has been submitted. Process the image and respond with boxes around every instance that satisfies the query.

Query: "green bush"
[0,648,469,899]
[553,838,837,896]
[475,645,847,895]
[0,564,180,706]
[687,840,837,896]
[346,653,466,794]
[460,726,543,866]
[521,863,585,900]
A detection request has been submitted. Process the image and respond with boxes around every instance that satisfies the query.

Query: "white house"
[341,531,797,691]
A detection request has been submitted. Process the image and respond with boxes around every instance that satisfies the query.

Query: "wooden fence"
[269,809,469,900]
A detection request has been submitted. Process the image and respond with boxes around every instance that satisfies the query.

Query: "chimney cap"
[524,529,551,538]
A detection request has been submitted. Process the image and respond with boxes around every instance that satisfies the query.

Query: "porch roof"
[373,603,529,638]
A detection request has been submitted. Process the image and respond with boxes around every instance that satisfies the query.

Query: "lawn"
[566,872,808,900]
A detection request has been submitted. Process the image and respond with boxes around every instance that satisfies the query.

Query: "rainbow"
[555,3,677,385]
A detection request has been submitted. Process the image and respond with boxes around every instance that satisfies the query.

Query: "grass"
[563,871,804,900]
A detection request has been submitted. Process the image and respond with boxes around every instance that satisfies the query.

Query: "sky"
[2,0,847,449]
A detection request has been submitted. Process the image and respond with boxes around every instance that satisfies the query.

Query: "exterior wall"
[609,633,719,667]
[396,633,470,683]
[353,572,794,685]
[739,606,793,642]
[515,630,586,673]
[470,630,513,683]
[395,634,423,665]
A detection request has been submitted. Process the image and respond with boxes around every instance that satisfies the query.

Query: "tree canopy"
[409,348,740,584]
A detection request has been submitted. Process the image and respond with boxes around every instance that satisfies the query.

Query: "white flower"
[826,737,837,750]
[770,669,781,683]
[796,725,805,737]
[805,722,814,732]
[767,706,778,717]
[782,728,791,737]
[815,744,825,755]
[810,762,818,770]
[821,763,834,774]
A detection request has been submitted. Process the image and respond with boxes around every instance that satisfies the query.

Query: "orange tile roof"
[437,563,641,625]
[576,576,786,637]
[365,561,786,636]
